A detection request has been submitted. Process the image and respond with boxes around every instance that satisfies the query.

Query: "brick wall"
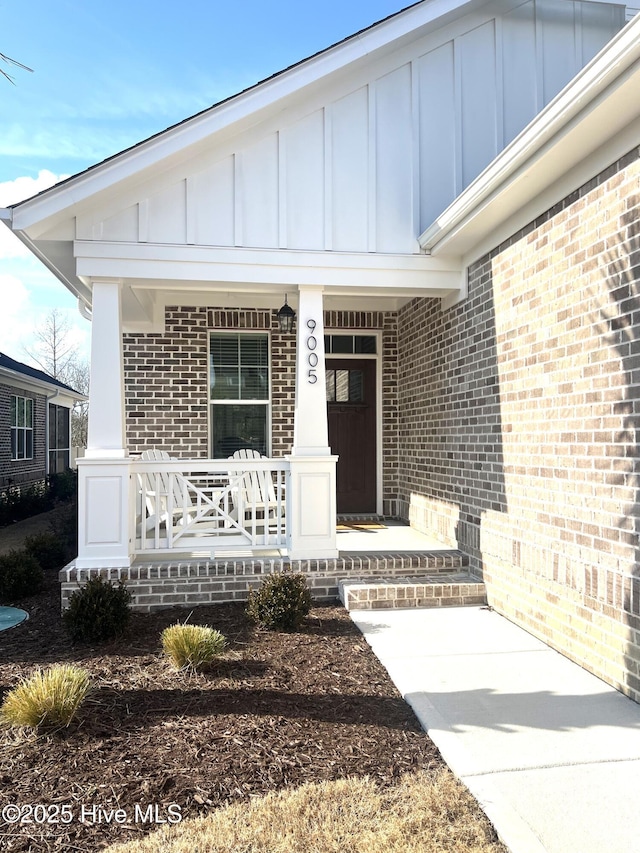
[124,308,399,509]
[124,306,209,457]
[0,383,47,491]
[397,146,640,701]
[124,307,296,458]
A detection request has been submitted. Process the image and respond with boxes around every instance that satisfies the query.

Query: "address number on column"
[306,319,318,384]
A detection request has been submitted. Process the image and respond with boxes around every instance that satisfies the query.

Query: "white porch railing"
[131,458,288,555]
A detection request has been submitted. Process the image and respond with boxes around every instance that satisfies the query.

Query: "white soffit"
[419,12,640,260]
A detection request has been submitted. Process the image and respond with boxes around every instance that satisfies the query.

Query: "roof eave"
[0,366,86,401]
[9,0,480,234]
[419,12,640,259]
[0,212,91,305]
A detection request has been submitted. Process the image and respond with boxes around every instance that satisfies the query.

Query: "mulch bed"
[0,570,445,852]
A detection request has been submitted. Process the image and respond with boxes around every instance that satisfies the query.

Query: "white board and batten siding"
[80,0,624,257]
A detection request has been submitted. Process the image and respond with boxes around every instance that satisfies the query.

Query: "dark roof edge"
[8,1,423,211]
[0,352,84,397]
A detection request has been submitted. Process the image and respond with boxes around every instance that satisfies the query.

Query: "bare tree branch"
[24,308,89,447]
[0,51,33,84]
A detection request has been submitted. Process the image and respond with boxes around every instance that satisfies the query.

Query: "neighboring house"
[0,352,85,492]
[3,0,640,700]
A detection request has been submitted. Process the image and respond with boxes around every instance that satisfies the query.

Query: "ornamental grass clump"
[246,571,312,631]
[0,664,91,732]
[161,623,227,671]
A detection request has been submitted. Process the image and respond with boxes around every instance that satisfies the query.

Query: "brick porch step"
[339,572,487,611]
[61,549,477,612]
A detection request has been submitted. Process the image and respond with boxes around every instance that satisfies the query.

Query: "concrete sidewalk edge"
[404,692,548,853]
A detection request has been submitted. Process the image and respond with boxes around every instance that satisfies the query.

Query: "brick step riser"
[59,552,472,613]
[340,577,487,611]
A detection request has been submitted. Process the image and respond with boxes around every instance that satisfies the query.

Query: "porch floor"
[336,519,448,554]
[61,520,485,612]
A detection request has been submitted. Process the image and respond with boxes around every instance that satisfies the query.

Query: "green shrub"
[0,550,44,601]
[24,532,68,572]
[246,571,312,631]
[0,664,91,731]
[48,469,77,503]
[49,501,78,553]
[0,481,53,527]
[161,623,227,670]
[63,576,132,643]
[0,473,76,528]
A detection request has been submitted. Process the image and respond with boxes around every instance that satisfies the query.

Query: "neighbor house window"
[48,403,70,473]
[11,395,34,461]
[209,333,269,457]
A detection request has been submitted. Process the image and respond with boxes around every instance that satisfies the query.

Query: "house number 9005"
[306,319,319,384]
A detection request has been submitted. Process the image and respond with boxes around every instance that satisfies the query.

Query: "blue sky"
[0,0,407,365]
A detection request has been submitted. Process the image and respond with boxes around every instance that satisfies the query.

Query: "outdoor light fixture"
[277,294,296,334]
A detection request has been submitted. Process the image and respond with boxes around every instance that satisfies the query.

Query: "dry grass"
[0,664,91,730]
[160,623,227,670]
[105,769,505,853]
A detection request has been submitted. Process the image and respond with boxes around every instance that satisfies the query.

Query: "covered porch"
[73,249,459,577]
[67,269,479,606]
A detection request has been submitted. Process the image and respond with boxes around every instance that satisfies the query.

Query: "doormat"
[337,521,386,531]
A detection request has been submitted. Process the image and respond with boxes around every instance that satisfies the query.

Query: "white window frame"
[208,330,272,459]
[11,394,34,461]
[48,402,71,473]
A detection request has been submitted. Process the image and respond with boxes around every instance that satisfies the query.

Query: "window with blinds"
[209,333,270,458]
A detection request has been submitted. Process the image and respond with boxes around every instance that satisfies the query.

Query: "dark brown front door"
[327,358,376,513]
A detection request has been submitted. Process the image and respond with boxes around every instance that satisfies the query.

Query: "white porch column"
[286,285,338,559]
[86,279,127,457]
[76,279,131,569]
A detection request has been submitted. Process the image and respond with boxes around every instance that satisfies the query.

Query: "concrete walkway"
[351,605,640,853]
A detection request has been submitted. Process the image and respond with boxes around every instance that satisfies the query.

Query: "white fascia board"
[0,368,86,402]
[46,390,84,407]
[10,0,477,234]
[419,13,640,258]
[74,242,462,292]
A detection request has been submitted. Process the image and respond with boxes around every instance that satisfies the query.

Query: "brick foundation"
[59,550,466,612]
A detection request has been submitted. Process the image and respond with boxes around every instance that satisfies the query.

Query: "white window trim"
[10,394,34,462]
[208,330,272,459]
[48,402,71,472]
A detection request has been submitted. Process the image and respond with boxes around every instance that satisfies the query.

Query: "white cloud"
[0,172,90,364]
[0,267,90,364]
[0,170,64,206]
[0,227,28,260]
[0,171,68,259]
[0,273,34,356]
